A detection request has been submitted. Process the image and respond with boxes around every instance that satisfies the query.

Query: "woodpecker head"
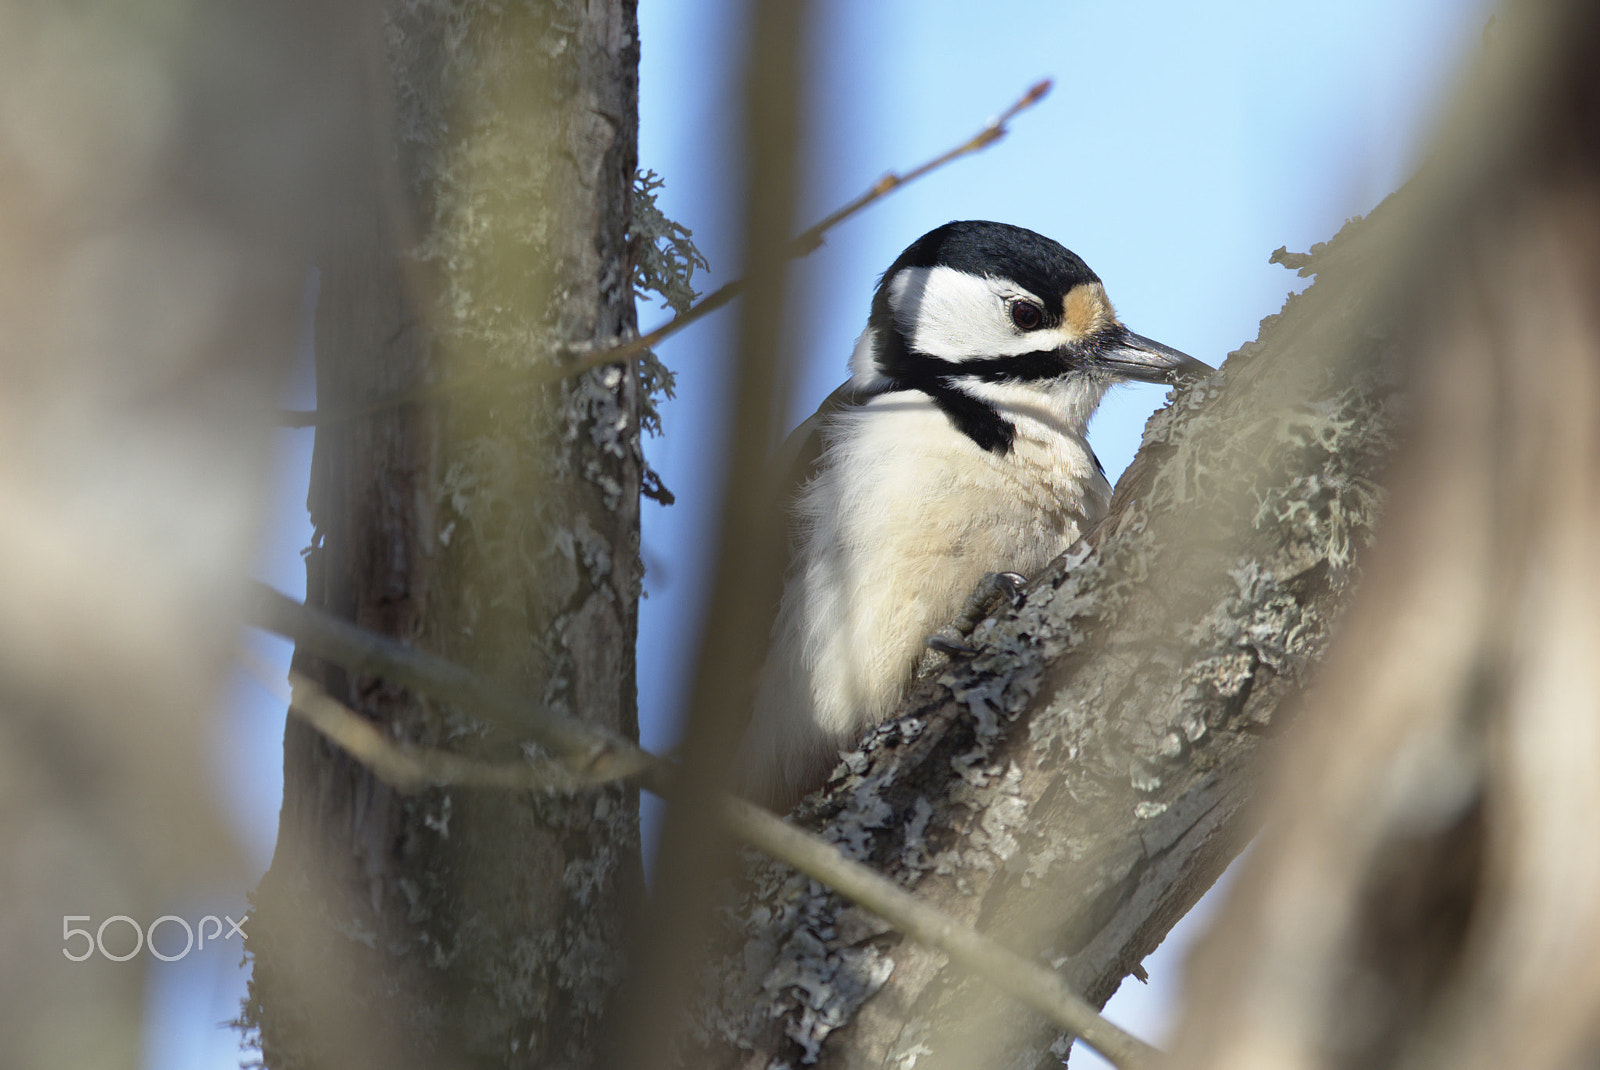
[850,220,1208,452]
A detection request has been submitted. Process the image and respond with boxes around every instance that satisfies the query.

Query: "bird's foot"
[916,571,1031,675]
[924,634,981,657]
[991,571,1028,608]
[953,571,1027,630]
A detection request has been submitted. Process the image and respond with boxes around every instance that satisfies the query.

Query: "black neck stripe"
[918,349,1064,383]
[911,378,1015,454]
[866,318,1011,452]
[869,328,1030,453]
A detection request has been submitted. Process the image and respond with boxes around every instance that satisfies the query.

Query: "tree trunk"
[245,4,644,1068]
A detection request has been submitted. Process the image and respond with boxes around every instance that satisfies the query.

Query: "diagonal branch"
[244,579,1155,1068]
[248,581,654,784]
[716,797,1161,1069]
[274,78,1052,430]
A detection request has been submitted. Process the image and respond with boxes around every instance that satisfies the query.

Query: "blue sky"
[153,2,1492,1065]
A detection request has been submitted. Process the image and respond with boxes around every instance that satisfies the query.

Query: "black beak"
[1094,327,1212,385]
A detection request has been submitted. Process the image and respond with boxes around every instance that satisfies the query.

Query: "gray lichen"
[631,169,709,317]
[629,168,704,502]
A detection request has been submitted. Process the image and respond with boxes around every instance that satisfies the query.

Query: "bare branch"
[248,581,654,784]
[788,77,1052,256]
[274,78,1053,430]
[274,670,593,792]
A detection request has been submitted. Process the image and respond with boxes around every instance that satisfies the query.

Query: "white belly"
[738,385,1111,806]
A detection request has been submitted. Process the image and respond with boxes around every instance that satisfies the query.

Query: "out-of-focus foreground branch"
[279,658,1154,1066]
[0,6,362,1068]
[1171,2,1600,1068]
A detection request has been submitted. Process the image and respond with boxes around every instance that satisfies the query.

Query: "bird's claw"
[991,571,1028,608]
[925,634,981,657]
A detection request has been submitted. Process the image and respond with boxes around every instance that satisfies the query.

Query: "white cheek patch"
[887,264,1073,361]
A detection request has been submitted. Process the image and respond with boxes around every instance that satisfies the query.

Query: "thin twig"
[276,78,1053,429]
[247,581,656,785]
[247,580,1156,1068]
[789,77,1052,254]
[274,669,591,792]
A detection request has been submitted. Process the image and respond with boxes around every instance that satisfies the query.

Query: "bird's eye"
[1009,300,1044,331]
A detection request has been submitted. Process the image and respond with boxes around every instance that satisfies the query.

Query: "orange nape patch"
[1063,282,1114,340]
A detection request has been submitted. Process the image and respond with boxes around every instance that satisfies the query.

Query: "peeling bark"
[245,4,644,1068]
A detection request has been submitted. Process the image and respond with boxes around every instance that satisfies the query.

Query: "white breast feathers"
[735,377,1111,809]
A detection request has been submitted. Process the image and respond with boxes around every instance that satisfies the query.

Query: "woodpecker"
[736,220,1209,810]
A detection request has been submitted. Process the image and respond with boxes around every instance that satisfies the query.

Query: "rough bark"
[679,205,1407,1067]
[245,3,644,1068]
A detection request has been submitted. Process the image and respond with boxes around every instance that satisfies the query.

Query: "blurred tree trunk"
[1171,3,1600,1068]
[245,3,645,1068]
[0,4,361,1069]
